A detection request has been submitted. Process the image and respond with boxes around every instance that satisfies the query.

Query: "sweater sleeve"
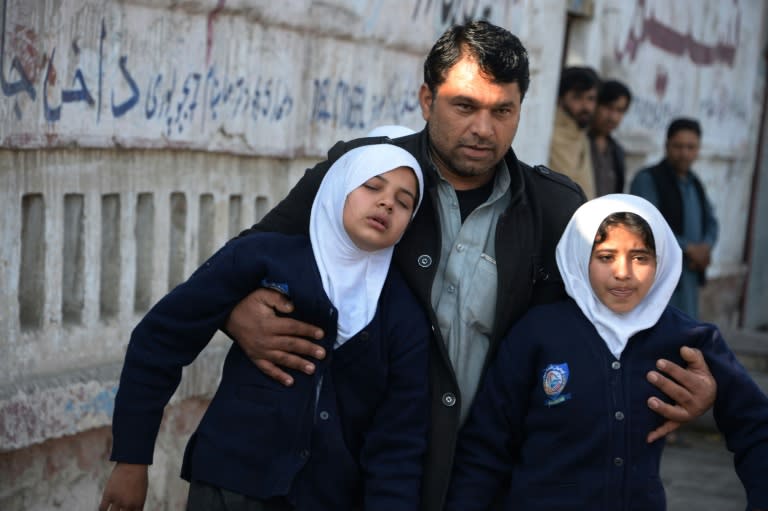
[703,327,768,508]
[360,279,431,511]
[444,318,535,511]
[110,237,270,464]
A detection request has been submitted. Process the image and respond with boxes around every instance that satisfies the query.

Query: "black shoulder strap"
[530,164,587,199]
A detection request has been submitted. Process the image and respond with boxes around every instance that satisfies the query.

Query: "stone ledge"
[0,340,228,452]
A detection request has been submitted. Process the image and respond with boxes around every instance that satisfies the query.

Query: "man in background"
[630,118,719,319]
[548,66,600,198]
[589,79,632,195]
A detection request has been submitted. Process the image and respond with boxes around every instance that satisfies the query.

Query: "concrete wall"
[0,1,570,508]
[563,0,768,327]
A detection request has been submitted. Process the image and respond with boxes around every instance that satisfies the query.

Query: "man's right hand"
[685,243,711,271]
[225,288,325,386]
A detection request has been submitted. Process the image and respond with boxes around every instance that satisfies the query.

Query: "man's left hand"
[645,346,717,443]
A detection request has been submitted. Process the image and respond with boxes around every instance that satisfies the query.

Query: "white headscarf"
[555,194,682,359]
[365,125,416,138]
[309,144,424,347]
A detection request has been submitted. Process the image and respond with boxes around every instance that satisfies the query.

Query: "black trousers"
[186,481,293,511]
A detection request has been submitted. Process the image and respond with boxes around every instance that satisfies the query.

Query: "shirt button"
[611,361,621,370]
[614,411,625,421]
[447,284,456,294]
[442,392,457,407]
[300,449,310,459]
[614,457,624,466]
[456,243,464,252]
[319,411,329,420]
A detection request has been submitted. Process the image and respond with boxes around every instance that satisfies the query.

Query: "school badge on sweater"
[542,363,571,406]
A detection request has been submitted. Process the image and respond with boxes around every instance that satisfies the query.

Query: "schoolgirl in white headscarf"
[310,143,423,347]
[555,193,682,359]
[446,193,768,511]
[105,142,430,511]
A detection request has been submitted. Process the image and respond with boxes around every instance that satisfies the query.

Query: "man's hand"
[225,288,325,386]
[645,346,717,443]
[685,243,711,271]
[99,463,148,511]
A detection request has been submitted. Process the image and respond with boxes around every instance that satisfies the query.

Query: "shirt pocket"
[459,252,497,335]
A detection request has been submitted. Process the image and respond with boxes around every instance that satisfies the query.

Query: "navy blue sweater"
[446,299,768,510]
[110,233,431,510]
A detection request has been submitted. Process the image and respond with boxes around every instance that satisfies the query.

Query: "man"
[589,79,632,195]
[548,66,600,198]
[226,23,716,510]
[630,118,719,319]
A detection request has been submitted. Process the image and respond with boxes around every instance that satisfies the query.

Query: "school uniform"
[446,299,768,510]
[445,194,768,511]
[109,144,430,511]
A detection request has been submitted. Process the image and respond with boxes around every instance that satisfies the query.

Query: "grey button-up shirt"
[430,160,511,422]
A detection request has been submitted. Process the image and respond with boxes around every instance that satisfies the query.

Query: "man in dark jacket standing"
[589,79,632,195]
[630,118,719,319]
[225,22,717,511]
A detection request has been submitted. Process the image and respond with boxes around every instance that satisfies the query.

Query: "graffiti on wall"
[0,0,429,148]
[411,0,494,28]
[408,0,527,38]
[609,0,755,151]
[142,67,295,137]
[0,2,296,134]
[615,0,740,68]
[310,76,420,130]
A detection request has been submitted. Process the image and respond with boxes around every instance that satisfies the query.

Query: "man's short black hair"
[558,66,600,98]
[597,80,632,107]
[667,117,702,139]
[423,20,530,100]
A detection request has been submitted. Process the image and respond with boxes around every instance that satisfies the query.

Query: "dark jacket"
[606,134,626,193]
[445,299,768,510]
[110,234,430,511]
[244,128,585,510]
[644,159,712,284]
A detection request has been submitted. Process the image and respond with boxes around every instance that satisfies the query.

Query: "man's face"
[665,129,701,175]
[418,56,522,190]
[591,96,629,136]
[560,87,598,129]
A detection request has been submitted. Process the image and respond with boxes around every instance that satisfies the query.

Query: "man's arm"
[226,156,334,385]
[645,346,717,443]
